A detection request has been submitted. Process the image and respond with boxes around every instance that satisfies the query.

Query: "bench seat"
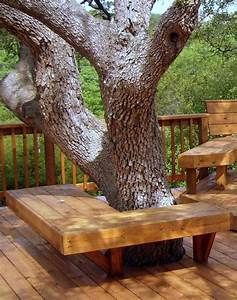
[5,185,230,275]
[179,136,237,169]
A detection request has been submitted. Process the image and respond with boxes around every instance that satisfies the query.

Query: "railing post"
[198,116,209,144]
[44,135,56,185]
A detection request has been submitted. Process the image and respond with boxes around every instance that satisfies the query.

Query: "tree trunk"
[101,76,185,265]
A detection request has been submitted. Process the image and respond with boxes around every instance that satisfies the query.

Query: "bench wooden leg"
[193,233,216,263]
[216,166,227,190]
[85,248,123,276]
[186,168,197,194]
[107,248,123,276]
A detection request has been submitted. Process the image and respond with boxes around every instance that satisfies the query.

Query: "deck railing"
[0,113,209,199]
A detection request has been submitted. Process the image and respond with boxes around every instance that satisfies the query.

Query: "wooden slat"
[209,124,237,136]
[59,202,230,254]
[158,113,209,121]
[160,124,166,161]
[22,127,29,188]
[33,130,40,187]
[11,128,18,189]
[44,135,56,185]
[0,131,7,193]
[72,162,77,185]
[171,122,176,175]
[6,191,62,251]
[179,136,237,168]
[60,152,66,184]
[206,100,237,113]
[208,113,237,125]
[189,118,193,148]
[83,174,89,191]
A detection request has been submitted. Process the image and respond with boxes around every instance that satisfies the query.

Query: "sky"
[152,0,237,14]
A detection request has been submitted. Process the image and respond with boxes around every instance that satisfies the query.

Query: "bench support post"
[107,248,123,276]
[186,168,197,194]
[193,232,216,263]
[216,166,227,190]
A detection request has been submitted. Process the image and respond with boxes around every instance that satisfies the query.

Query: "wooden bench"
[5,184,230,276]
[178,100,237,230]
[179,100,237,194]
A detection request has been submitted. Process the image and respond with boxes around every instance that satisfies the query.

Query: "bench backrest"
[206,100,237,136]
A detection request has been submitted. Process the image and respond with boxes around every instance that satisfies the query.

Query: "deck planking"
[0,207,236,299]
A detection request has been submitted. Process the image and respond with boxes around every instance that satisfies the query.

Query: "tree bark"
[0,4,119,205]
[0,0,201,266]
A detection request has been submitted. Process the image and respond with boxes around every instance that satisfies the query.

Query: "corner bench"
[5,184,230,276]
[179,135,237,193]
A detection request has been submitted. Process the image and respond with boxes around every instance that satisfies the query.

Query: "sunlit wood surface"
[0,207,236,299]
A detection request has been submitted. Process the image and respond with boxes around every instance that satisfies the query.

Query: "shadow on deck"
[0,207,236,300]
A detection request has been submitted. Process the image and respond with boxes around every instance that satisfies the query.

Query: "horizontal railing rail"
[0,113,209,199]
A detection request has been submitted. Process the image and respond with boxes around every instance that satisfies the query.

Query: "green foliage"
[77,56,104,117]
[195,12,237,57]
[156,40,236,115]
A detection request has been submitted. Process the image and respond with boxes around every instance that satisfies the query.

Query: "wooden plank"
[42,185,115,215]
[170,122,176,175]
[22,127,29,188]
[44,135,56,185]
[59,202,230,254]
[209,124,237,135]
[160,123,166,161]
[188,118,193,148]
[158,113,209,121]
[60,151,66,184]
[5,191,62,252]
[0,131,7,193]
[179,136,237,168]
[72,162,77,185]
[216,165,227,190]
[0,274,18,300]
[11,129,18,189]
[186,168,197,194]
[0,249,42,299]
[193,233,216,263]
[208,113,237,125]
[33,130,40,186]
[206,100,237,113]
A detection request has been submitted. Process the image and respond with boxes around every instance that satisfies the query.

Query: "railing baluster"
[0,131,7,195]
[160,122,166,161]
[33,129,40,186]
[83,174,89,191]
[171,122,176,178]
[189,118,194,148]
[179,120,185,177]
[60,151,66,184]
[11,128,18,189]
[72,162,77,185]
[23,126,29,188]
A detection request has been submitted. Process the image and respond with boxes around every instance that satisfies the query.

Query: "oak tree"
[0,0,202,265]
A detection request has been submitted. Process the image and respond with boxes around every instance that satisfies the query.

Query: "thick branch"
[148,0,201,81]
[114,0,155,32]
[0,4,118,204]
[0,0,109,71]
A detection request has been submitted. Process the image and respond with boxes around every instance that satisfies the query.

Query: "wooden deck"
[0,207,236,299]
